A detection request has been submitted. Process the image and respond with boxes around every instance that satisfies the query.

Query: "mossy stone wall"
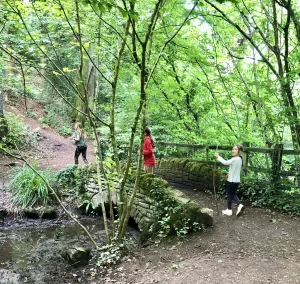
[82,165,213,236]
[155,158,222,191]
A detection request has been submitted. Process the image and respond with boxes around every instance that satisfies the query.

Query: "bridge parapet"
[155,158,222,191]
[80,165,213,238]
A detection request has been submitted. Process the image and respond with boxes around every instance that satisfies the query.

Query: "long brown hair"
[74,122,87,139]
[145,127,155,148]
[235,144,244,166]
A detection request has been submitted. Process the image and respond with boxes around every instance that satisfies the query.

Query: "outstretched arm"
[215,152,233,165]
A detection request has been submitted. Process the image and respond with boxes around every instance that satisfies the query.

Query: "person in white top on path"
[214,144,245,216]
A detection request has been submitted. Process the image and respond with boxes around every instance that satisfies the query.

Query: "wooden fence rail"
[157,142,300,180]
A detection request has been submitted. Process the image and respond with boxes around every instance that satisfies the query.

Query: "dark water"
[0,217,139,283]
[0,218,105,269]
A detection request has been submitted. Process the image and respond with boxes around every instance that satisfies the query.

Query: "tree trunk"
[0,89,8,139]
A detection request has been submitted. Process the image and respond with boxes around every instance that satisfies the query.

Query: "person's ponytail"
[150,136,155,148]
[239,155,243,167]
[145,127,155,147]
[236,144,244,167]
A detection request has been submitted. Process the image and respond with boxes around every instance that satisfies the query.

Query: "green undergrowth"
[140,175,206,240]
[56,165,85,192]
[238,174,300,215]
[38,100,73,136]
[0,113,40,150]
[8,163,56,209]
[216,171,300,216]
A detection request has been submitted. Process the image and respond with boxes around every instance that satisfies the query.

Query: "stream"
[0,217,111,284]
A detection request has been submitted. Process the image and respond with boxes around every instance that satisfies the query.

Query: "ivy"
[148,177,203,238]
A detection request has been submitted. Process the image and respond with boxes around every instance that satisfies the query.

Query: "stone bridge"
[82,158,221,237]
[155,158,222,190]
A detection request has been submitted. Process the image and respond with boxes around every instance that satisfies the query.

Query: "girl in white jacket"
[215,144,244,216]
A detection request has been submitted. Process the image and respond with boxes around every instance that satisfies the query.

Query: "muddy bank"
[0,215,138,284]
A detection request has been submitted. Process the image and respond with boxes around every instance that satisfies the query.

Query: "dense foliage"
[0,0,298,147]
[0,0,299,244]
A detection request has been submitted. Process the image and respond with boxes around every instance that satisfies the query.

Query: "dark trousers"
[75,145,88,164]
[226,181,241,209]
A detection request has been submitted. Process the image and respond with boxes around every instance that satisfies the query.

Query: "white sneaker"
[222,209,232,216]
[236,204,245,217]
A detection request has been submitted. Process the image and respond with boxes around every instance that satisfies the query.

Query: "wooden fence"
[157,142,300,179]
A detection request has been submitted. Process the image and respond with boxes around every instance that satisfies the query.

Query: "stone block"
[140,216,151,226]
[138,201,150,209]
[136,192,145,200]
[198,208,214,227]
[141,207,154,216]
[145,196,154,204]
[88,183,96,188]
[62,247,91,267]
[92,192,108,210]
[174,177,183,183]
[130,207,137,217]
[41,207,57,219]
[188,174,198,181]
[146,212,154,218]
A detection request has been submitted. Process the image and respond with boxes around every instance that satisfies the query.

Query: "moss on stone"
[183,162,194,172]
[158,158,168,169]
[139,173,155,189]
[147,177,169,196]
[84,163,98,173]
[168,158,180,169]
[41,207,57,219]
[76,161,214,240]
[187,163,199,175]
[177,159,190,170]
[156,159,161,168]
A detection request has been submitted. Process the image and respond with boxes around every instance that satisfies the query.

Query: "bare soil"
[1,97,300,284]
[105,186,300,284]
[0,96,95,190]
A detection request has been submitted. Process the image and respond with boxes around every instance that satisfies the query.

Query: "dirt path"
[1,97,300,283]
[0,96,95,213]
[98,185,300,284]
[4,97,95,171]
[0,97,95,178]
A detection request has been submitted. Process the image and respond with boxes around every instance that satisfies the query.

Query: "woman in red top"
[142,127,156,173]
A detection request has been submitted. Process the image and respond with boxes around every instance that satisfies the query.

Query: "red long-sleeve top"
[142,136,156,166]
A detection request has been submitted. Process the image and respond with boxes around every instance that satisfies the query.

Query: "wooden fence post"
[242,142,250,169]
[271,143,283,182]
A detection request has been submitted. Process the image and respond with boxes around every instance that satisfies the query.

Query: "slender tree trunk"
[118,47,148,239]
[205,0,300,147]
[110,18,131,174]
[0,89,8,138]
[271,0,300,146]
[117,0,164,239]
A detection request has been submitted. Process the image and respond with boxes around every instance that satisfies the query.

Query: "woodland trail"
[0,96,95,214]
[0,96,95,179]
[99,184,300,284]
[1,98,300,284]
